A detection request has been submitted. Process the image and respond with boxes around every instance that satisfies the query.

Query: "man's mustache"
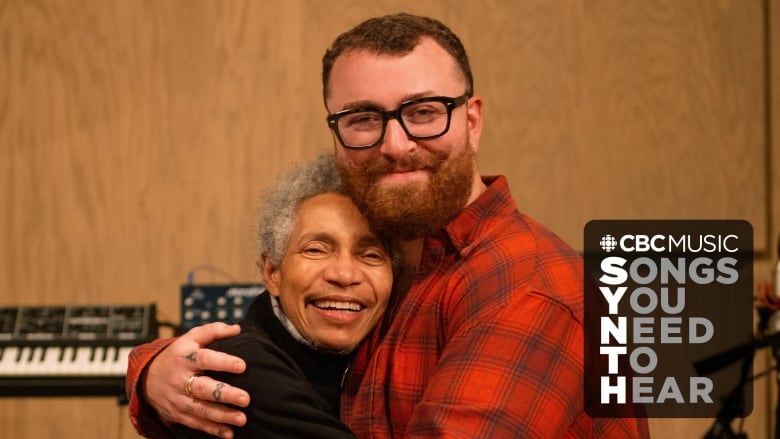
[362,154,448,177]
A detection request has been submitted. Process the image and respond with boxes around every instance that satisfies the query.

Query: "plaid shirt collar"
[419,175,516,274]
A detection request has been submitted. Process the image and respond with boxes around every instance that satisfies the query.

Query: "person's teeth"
[313,300,363,311]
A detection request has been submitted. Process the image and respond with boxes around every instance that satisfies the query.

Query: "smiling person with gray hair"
[173,154,394,438]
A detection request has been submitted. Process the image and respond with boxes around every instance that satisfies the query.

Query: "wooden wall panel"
[464,0,767,253]
[0,0,771,438]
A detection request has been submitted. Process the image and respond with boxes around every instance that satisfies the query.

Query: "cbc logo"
[599,234,666,253]
[599,235,617,252]
[600,234,665,253]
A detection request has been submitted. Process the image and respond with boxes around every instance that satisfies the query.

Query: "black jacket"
[174,291,356,438]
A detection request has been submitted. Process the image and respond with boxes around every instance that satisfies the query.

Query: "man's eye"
[403,105,442,122]
[409,108,436,117]
[345,112,381,127]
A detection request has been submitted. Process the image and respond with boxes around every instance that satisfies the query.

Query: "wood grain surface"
[0,1,774,437]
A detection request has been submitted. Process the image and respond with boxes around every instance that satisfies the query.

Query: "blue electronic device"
[180,284,263,332]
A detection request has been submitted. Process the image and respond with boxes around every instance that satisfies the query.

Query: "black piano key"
[49,346,63,364]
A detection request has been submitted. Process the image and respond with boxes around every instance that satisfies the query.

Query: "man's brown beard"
[338,142,476,240]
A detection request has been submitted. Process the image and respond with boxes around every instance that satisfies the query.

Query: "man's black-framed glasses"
[326,93,471,149]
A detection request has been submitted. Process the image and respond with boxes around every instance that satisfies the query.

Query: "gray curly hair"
[258,153,347,267]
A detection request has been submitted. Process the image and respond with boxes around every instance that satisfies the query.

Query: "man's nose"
[379,118,417,158]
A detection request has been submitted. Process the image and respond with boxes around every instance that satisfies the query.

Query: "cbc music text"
[616,234,739,253]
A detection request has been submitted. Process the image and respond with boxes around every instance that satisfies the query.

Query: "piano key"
[92,346,110,376]
[70,346,94,376]
[39,346,63,375]
[108,346,124,375]
[91,346,105,375]
[115,346,132,373]
[24,346,38,375]
[0,346,20,375]
[15,347,32,376]
[33,347,48,375]
[58,346,78,375]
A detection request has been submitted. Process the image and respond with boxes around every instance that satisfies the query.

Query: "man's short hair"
[322,13,474,101]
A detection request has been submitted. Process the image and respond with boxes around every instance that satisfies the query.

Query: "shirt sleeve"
[126,337,177,438]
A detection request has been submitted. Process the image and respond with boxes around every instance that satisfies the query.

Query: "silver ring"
[184,374,200,398]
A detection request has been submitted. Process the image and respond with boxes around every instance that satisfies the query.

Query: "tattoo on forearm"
[184,352,197,363]
[213,383,225,402]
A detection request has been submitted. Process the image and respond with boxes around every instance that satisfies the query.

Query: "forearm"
[127,337,177,438]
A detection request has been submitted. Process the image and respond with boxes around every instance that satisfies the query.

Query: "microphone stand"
[696,305,780,439]
[701,349,752,439]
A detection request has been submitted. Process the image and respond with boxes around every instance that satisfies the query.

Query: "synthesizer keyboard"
[0,304,156,397]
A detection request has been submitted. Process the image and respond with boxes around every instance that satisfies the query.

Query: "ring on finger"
[184,374,201,398]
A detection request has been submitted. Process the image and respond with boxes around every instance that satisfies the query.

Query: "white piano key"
[0,347,9,372]
[111,346,127,376]
[88,346,103,376]
[24,347,42,375]
[57,346,76,375]
[112,346,127,375]
[0,346,20,375]
[34,347,47,375]
[7,346,29,376]
[71,346,94,376]
[21,347,32,376]
[40,346,63,375]
[115,346,132,375]
[16,347,32,376]
[93,346,113,376]
[104,346,120,376]
[50,346,76,376]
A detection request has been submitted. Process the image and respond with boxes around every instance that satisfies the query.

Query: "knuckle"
[193,376,208,397]
[195,403,212,421]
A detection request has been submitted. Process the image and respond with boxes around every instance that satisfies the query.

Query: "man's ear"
[466,94,483,151]
[261,254,281,297]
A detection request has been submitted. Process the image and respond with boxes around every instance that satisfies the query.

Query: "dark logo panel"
[584,220,753,418]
